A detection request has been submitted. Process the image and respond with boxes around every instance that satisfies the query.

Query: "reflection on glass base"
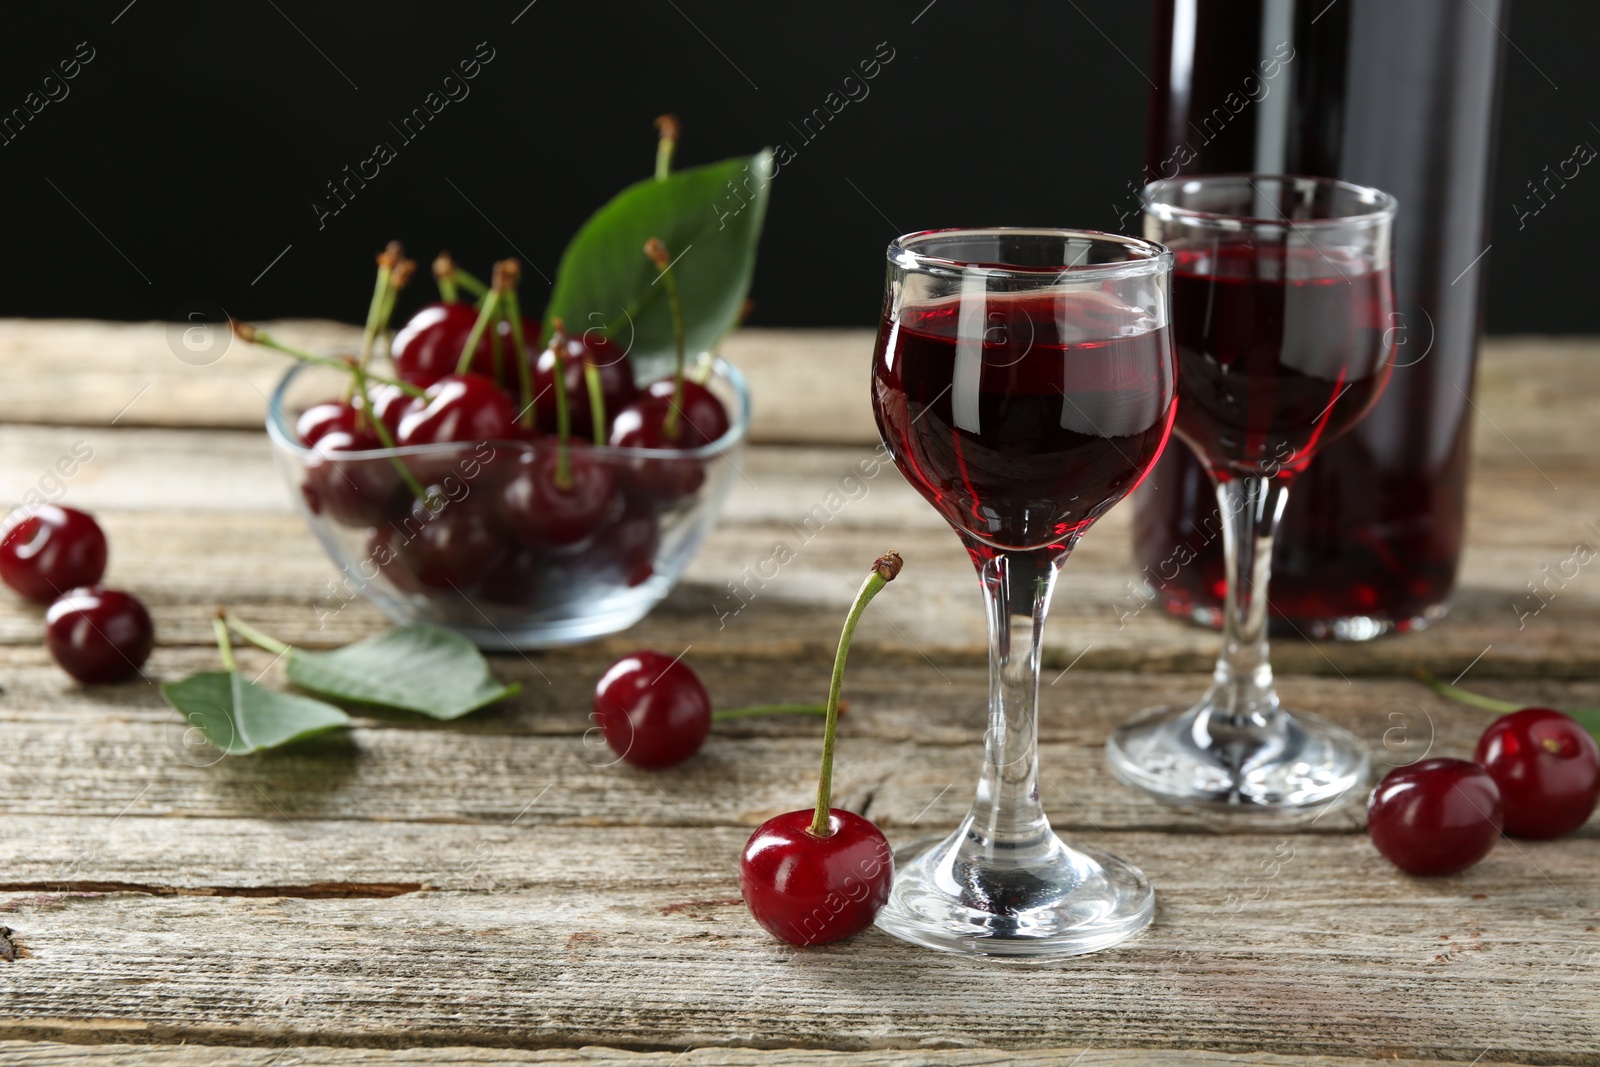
[1106,704,1370,811]
[874,829,1154,959]
[1165,595,1451,642]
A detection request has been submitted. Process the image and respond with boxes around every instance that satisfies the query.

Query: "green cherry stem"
[497,262,535,429]
[583,360,607,445]
[654,113,679,180]
[231,323,426,398]
[453,266,490,299]
[644,236,687,439]
[1415,669,1523,713]
[358,242,401,374]
[456,287,503,377]
[433,252,460,304]
[376,256,416,343]
[811,551,903,838]
[213,609,238,673]
[224,613,293,658]
[547,319,574,489]
[350,358,431,505]
[712,701,840,721]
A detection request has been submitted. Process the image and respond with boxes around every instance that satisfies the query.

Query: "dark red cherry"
[366,525,427,596]
[392,302,496,386]
[397,374,517,446]
[298,421,405,528]
[45,585,154,684]
[1474,708,1600,839]
[498,448,618,548]
[361,382,419,441]
[643,378,730,445]
[533,331,638,438]
[0,505,109,603]
[385,492,506,592]
[1368,758,1502,876]
[577,498,659,588]
[296,400,357,447]
[740,808,893,946]
[592,650,711,768]
[608,396,707,502]
[476,548,544,607]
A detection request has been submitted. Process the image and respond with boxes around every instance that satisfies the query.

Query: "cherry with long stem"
[497,260,536,430]
[644,236,687,440]
[455,280,504,378]
[654,113,679,180]
[544,319,575,488]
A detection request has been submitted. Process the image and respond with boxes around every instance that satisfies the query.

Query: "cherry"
[397,374,517,446]
[1367,758,1502,876]
[739,552,901,946]
[740,808,893,946]
[386,492,506,592]
[533,331,638,439]
[498,447,619,548]
[361,382,419,441]
[476,547,544,607]
[1474,708,1600,839]
[578,497,660,588]
[0,505,109,603]
[45,585,154,684]
[643,377,730,445]
[297,417,408,528]
[608,396,708,502]
[296,400,358,447]
[392,302,498,386]
[592,650,712,769]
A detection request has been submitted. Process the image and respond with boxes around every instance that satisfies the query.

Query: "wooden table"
[2,322,1597,1066]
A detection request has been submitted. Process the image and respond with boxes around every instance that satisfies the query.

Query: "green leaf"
[543,150,772,378]
[284,624,520,720]
[161,671,350,755]
[1565,706,1600,743]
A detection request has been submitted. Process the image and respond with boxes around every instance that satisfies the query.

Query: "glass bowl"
[265,360,750,649]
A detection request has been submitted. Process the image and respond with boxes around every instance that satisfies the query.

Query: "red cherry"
[397,374,517,446]
[385,493,506,592]
[533,331,638,438]
[45,586,154,684]
[476,548,544,607]
[592,650,711,768]
[296,400,357,447]
[361,382,419,441]
[498,448,619,548]
[1474,708,1600,839]
[577,498,659,587]
[643,377,730,444]
[298,419,405,528]
[740,808,893,946]
[392,302,497,386]
[608,396,708,502]
[1,505,109,603]
[1368,758,1502,876]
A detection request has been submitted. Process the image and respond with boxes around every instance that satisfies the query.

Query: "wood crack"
[0,881,421,899]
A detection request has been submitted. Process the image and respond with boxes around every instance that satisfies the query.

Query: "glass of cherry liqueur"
[871,229,1176,957]
[1107,175,1397,811]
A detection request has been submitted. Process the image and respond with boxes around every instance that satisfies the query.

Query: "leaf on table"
[542,150,773,380]
[285,624,520,720]
[161,671,350,755]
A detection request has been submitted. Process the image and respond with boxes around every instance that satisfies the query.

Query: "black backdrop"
[1,1,1595,333]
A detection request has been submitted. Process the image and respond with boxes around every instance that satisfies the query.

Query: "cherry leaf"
[161,671,350,755]
[284,624,519,720]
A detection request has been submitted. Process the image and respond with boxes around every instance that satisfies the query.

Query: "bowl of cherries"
[254,245,749,650]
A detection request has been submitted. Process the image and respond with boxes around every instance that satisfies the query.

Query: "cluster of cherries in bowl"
[1367,706,1599,875]
[0,504,154,684]
[262,248,733,606]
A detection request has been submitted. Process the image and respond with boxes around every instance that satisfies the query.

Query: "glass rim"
[1141,174,1398,229]
[888,227,1173,281]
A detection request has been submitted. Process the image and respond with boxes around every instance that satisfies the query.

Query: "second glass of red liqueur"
[1107,175,1396,811]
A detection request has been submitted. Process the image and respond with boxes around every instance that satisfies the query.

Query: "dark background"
[0,1,1595,333]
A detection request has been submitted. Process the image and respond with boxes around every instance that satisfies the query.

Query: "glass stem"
[1205,475,1291,727]
[969,548,1062,851]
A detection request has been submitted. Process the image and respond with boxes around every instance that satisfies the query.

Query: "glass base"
[1106,704,1370,811]
[874,829,1154,959]
[1165,593,1450,642]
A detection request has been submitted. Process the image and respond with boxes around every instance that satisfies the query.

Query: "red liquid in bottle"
[1135,0,1504,637]
[873,293,1176,559]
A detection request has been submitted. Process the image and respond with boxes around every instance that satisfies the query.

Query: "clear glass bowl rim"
[888,227,1173,282]
[265,357,752,462]
[1141,173,1399,229]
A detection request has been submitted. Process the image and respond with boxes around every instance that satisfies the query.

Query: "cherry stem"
[712,701,840,722]
[377,258,415,339]
[350,358,432,505]
[811,552,903,837]
[433,252,459,304]
[212,609,238,673]
[358,242,402,375]
[583,360,607,445]
[453,267,490,298]
[232,323,426,398]
[224,613,293,658]
[644,236,687,439]
[655,113,679,180]
[1415,669,1522,713]
[503,288,535,430]
[547,319,573,489]
[457,289,502,377]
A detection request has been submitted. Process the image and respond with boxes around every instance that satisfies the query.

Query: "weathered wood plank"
[0,830,1594,1060]
[0,1044,1561,1066]
[1,424,1596,674]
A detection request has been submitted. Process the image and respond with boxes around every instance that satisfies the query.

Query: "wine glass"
[1106,175,1397,811]
[871,228,1176,957]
